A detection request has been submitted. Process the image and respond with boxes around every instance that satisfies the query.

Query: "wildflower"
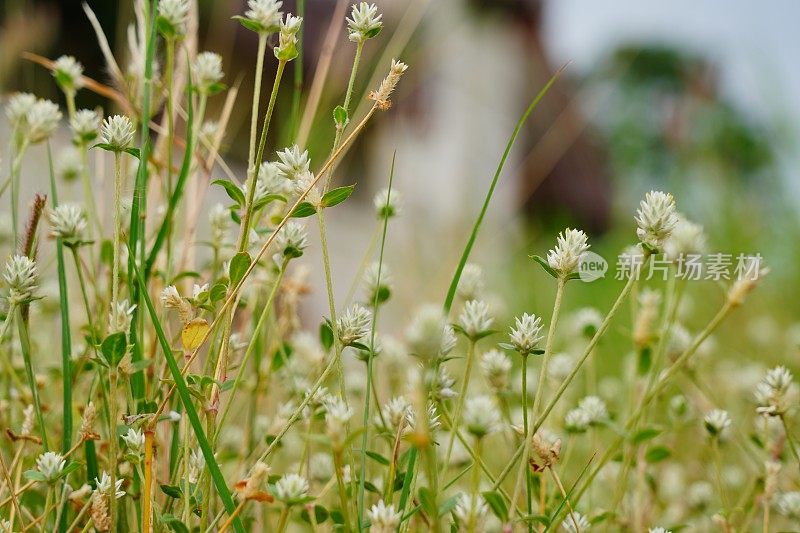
[293,170,322,206]
[531,431,562,468]
[369,59,408,110]
[578,396,608,425]
[571,307,602,339]
[324,396,353,447]
[635,190,679,250]
[547,228,590,278]
[431,368,457,400]
[79,402,97,441]
[5,92,36,129]
[95,471,125,499]
[275,221,308,259]
[109,299,136,334]
[648,528,672,533]
[100,115,135,152]
[26,99,62,144]
[188,449,205,484]
[243,0,283,33]
[243,462,271,499]
[275,145,310,181]
[663,214,706,260]
[48,204,86,241]
[122,428,145,458]
[90,489,111,531]
[405,401,442,434]
[561,512,590,532]
[258,161,290,195]
[633,288,661,348]
[194,52,224,95]
[274,473,309,505]
[158,0,190,35]
[209,203,230,247]
[463,396,500,438]
[457,263,484,301]
[703,409,731,438]
[56,147,82,181]
[309,453,333,482]
[368,500,401,533]
[453,494,489,532]
[549,352,574,381]
[347,2,383,43]
[480,349,511,392]
[53,55,84,92]
[374,187,401,218]
[3,255,38,305]
[275,14,302,61]
[362,262,392,307]
[508,313,544,355]
[337,304,371,346]
[777,491,800,520]
[379,396,412,430]
[755,365,794,417]
[36,451,65,482]
[406,304,448,359]
[458,299,493,340]
[70,108,101,143]
[564,408,590,433]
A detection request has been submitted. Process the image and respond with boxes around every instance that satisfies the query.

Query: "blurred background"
[1,0,798,365]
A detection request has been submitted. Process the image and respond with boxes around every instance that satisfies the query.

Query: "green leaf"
[156,16,177,38]
[209,282,228,303]
[531,254,559,279]
[124,147,141,159]
[321,185,355,208]
[101,332,128,367]
[290,202,317,218]
[364,26,383,39]
[645,446,671,463]
[333,105,348,126]
[253,194,286,211]
[319,322,334,351]
[365,450,390,466]
[161,484,183,499]
[300,505,329,524]
[418,487,438,518]
[481,490,508,522]
[232,15,265,33]
[161,514,190,533]
[59,461,83,478]
[212,179,246,207]
[631,427,662,444]
[24,470,47,482]
[228,252,251,286]
[439,494,460,517]
[91,142,116,152]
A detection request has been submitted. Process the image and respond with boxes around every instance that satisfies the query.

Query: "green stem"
[442,339,477,473]
[521,355,532,524]
[112,152,123,311]
[109,369,119,529]
[247,33,268,170]
[16,307,48,449]
[333,450,353,532]
[164,36,176,280]
[276,505,290,533]
[9,136,29,248]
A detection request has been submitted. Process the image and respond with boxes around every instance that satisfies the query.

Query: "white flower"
[109,299,136,334]
[458,299,493,340]
[368,500,401,533]
[275,145,310,181]
[209,203,230,247]
[578,396,608,425]
[3,255,38,305]
[703,409,731,438]
[509,313,544,355]
[347,2,383,43]
[122,428,145,457]
[309,453,333,482]
[441,325,457,356]
[70,108,101,142]
[363,262,392,306]
[648,528,672,533]
[101,115,135,151]
[337,304,371,346]
[463,396,500,438]
[36,452,65,482]
[5,92,36,128]
[26,99,62,144]
[457,263,484,301]
[275,221,308,259]
[480,349,511,392]
[194,52,224,94]
[53,55,84,92]
[571,307,602,339]
[48,204,86,240]
[405,400,441,434]
[244,0,283,33]
[291,332,326,366]
[777,491,800,520]
[453,494,489,532]
[369,59,408,109]
[561,511,590,532]
[324,397,353,446]
[192,283,208,300]
[56,147,82,181]
[274,473,309,504]
[431,368,457,400]
[379,396,412,430]
[188,449,205,484]
[293,170,322,206]
[663,214,706,260]
[258,161,290,195]
[95,471,125,499]
[755,366,794,417]
[406,304,447,359]
[635,190,679,250]
[373,187,401,218]
[158,0,189,34]
[275,14,302,60]
[547,228,590,277]
[549,353,574,381]
[564,408,590,433]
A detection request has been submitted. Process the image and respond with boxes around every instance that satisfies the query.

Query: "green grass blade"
[442,65,566,314]
[129,250,245,533]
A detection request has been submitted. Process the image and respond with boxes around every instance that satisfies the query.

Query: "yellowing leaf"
[181,318,210,352]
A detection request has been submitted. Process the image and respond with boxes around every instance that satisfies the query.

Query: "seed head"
[463,395,500,438]
[336,304,371,346]
[635,190,679,250]
[79,402,97,441]
[48,204,86,241]
[480,349,512,392]
[369,59,408,110]
[546,228,589,278]
[347,2,383,43]
[70,109,101,143]
[509,313,544,355]
[244,0,283,33]
[3,255,38,305]
[703,409,731,438]
[101,115,135,151]
[53,55,84,92]
[158,0,190,35]
[26,99,62,144]
[188,448,205,483]
[275,145,310,181]
[258,161,290,195]
[21,405,35,437]
[368,500,401,533]
[274,473,309,505]
[194,52,224,95]
[36,451,65,482]
[458,299,493,340]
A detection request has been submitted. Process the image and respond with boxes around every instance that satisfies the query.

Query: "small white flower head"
[243,462,271,499]
[26,99,62,144]
[275,14,302,61]
[3,255,38,305]
[379,396,412,430]
[368,500,401,533]
[578,396,608,425]
[274,473,309,505]
[648,528,672,533]
[373,187,401,218]
[194,52,224,95]
[324,396,353,447]
[480,349,512,392]
[369,59,408,110]
[258,161,290,195]
[209,203,230,247]
[292,170,322,206]
[453,494,489,532]
[36,451,66,482]
[275,145,310,181]
[5,92,36,129]
[547,228,590,278]
[688,480,713,509]
[243,0,283,33]
[405,400,442,434]
[363,262,392,306]
[431,368,457,401]
[463,395,500,438]
[406,304,447,359]
[336,304,371,346]
[95,471,125,499]
[441,324,457,356]
[663,214,706,261]
[457,263,484,301]
[458,299,493,340]
[564,408,590,434]
[777,491,800,520]
[755,365,794,417]
[309,453,333,482]
[561,511,591,532]
[275,221,308,260]
[158,0,190,35]
[21,405,35,437]
[48,204,86,241]
[70,108,101,143]
[509,313,544,355]
[122,428,145,457]
[188,448,205,484]
[571,307,602,339]
[101,115,135,151]
[635,190,679,250]
[347,2,383,43]
[53,55,84,92]
[160,285,182,309]
[109,299,136,334]
[56,146,82,181]
[703,409,732,438]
